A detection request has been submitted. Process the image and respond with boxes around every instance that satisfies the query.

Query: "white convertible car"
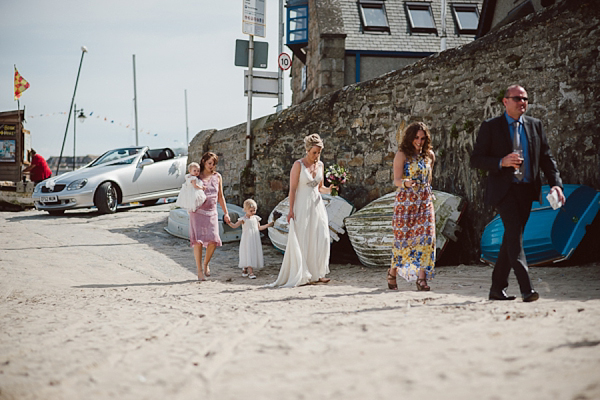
[32,146,187,215]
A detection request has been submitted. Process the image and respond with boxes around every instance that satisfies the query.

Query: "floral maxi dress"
[391,154,436,282]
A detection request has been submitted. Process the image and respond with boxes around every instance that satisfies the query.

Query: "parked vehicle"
[32,146,187,215]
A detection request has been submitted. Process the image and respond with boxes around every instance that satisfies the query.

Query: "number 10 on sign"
[278,53,292,70]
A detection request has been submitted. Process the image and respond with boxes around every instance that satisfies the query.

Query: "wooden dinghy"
[267,194,355,253]
[343,190,465,267]
[480,184,600,266]
[164,203,245,243]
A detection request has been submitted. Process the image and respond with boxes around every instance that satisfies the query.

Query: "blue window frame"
[287,5,308,44]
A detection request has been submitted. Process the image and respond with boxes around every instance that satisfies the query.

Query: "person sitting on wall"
[23,149,52,184]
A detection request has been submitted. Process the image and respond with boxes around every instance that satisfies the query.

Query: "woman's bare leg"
[193,245,205,281]
[203,243,216,276]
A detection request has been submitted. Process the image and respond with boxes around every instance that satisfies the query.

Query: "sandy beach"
[1,203,599,400]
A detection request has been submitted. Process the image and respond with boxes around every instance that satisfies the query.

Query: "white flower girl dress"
[175,174,206,212]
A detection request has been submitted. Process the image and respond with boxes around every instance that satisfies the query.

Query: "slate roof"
[338,0,483,53]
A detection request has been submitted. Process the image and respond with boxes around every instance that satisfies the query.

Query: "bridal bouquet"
[325,164,348,196]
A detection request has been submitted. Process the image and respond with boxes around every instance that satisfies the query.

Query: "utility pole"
[133,54,139,146]
[184,89,190,145]
[56,46,87,176]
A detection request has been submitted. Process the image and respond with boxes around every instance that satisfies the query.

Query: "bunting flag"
[14,66,30,100]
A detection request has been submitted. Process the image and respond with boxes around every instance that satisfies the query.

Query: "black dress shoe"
[489,290,517,301]
[522,290,540,302]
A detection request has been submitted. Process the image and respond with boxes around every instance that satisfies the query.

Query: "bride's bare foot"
[318,277,331,283]
[197,274,206,282]
[204,264,211,277]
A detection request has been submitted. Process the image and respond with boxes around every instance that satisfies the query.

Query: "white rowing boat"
[267,194,355,253]
[164,203,245,243]
[343,190,465,267]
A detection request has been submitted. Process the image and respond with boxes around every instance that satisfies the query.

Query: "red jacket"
[30,154,52,182]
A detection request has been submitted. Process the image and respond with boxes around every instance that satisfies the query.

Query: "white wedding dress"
[268,161,330,288]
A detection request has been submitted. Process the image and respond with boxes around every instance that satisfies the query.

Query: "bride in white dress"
[268,134,338,288]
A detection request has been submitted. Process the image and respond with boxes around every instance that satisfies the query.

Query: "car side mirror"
[139,158,154,168]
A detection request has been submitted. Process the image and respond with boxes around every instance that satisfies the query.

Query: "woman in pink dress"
[189,152,231,281]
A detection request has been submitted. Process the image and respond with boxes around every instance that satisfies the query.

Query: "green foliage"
[450,123,459,139]
[463,120,474,133]
[496,89,505,104]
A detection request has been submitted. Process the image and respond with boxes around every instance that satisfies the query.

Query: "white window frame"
[359,0,390,32]
[406,2,437,33]
[451,3,480,34]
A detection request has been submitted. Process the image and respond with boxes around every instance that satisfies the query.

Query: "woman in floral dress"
[388,122,436,291]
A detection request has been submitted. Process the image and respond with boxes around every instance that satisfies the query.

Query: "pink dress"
[189,172,222,248]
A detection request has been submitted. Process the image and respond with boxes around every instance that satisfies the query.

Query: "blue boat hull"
[480,184,600,266]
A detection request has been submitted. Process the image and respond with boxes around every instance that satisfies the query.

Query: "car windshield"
[90,148,142,167]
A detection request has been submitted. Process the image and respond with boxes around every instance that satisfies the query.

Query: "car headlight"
[67,179,88,190]
[34,183,42,193]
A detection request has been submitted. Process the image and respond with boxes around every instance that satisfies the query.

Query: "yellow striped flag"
[14,67,30,100]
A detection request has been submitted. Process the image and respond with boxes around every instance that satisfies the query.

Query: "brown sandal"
[416,278,430,291]
[387,268,398,290]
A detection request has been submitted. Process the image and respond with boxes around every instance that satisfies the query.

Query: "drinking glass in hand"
[513,149,524,179]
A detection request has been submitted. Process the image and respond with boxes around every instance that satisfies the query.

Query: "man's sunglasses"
[506,96,529,102]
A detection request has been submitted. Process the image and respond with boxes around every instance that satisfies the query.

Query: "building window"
[287,5,308,44]
[359,1,390,32]
[406,2,437,33]
[451,3,479,34]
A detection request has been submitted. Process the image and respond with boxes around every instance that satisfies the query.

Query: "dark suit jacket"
[470,114,563,207]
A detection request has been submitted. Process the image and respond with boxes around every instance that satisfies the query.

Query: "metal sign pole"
[246,35,254,163]
[277,0,284,112]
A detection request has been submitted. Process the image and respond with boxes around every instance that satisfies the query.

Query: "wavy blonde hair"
[304,134,324,152]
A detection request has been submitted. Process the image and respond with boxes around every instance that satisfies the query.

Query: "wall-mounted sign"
[242,0,266,37]
[0,140,16,162]
[0,124,17,136]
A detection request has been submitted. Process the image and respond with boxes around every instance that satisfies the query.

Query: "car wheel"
[95,182,118,214]
[48,210,65,216]
[141,199,159,206]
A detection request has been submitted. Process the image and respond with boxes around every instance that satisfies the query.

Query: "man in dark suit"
[471,85,566,302]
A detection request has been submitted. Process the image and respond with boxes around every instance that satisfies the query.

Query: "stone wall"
[189,0,600,262]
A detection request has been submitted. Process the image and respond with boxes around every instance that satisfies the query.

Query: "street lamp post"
[73,104,86,170]
[56,46,87,176]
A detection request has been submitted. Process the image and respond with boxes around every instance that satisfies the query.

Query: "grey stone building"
[287,0,484,105]
[477,0,558,36]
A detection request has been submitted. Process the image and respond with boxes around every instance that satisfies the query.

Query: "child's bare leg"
[203,243,216,276]
[193,245,205,281]
[248,267,256,279]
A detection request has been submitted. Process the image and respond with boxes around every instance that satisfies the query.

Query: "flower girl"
[227,199,274,279]
[175,162,206,212]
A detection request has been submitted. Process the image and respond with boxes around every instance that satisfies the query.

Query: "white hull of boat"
[164,203,245,243]
[344,190,465,267]
[267,194,355,253]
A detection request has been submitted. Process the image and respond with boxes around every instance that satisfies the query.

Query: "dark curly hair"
[199,151,219,173]
[399,122,433,161]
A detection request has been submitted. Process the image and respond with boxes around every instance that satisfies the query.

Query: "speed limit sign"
[278,53,292,70]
